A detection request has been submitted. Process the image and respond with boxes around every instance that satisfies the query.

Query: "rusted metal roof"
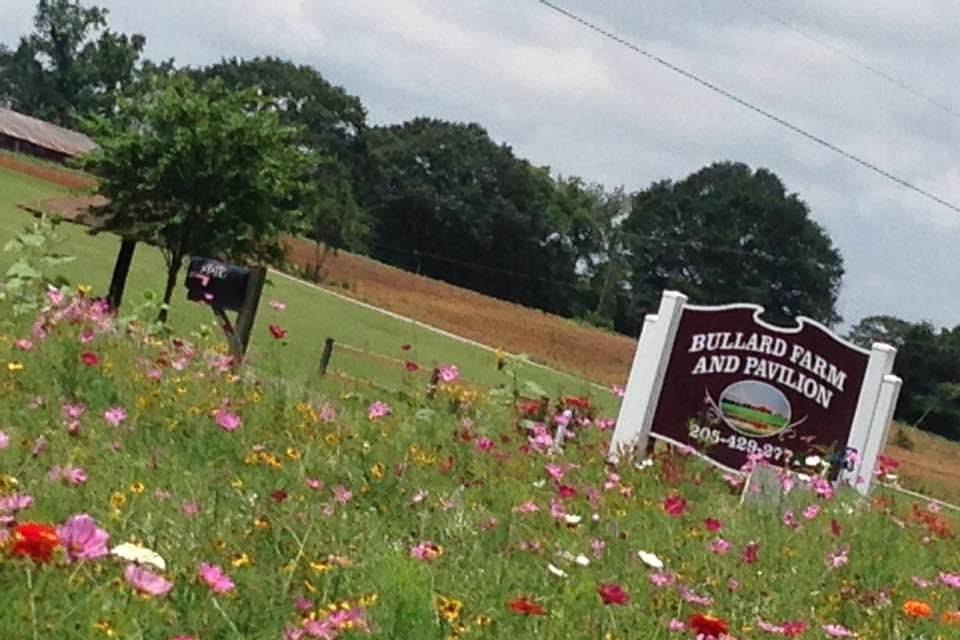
[0,107,97,157]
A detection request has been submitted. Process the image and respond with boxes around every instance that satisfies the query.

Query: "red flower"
[704,517,722,532]
[830,519,843,537]
[270,490,288,503]
[10,523,59,563]
[689,613,728,637]
[597,583,630,606]
[562,396,591,411]
[81,352,98,367]
[508,597,547,616]
[557,485,577,499]
[268,324,287,340]
[741,541,760,565]
[662,495,687,518]
[405,361,419,372]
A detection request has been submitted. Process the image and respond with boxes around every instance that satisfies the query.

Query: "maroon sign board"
[609,291,901,493]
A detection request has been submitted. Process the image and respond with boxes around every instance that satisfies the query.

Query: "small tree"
[79,75,311,321]
[301,159,369,282]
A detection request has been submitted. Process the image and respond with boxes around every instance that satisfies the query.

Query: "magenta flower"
[61,402,86,420]
[473,437,494,451]
[662,495,687,517]
[182,501,200,516]
[939,572,960,588]
[678,585,712,607]
[710,538,732,555]
[367,401,391,421]
[104,407,127,427]
[649,572,675,588]
[58,514,109,561]
[409,541,443,562]
[198,563,235,594]
[0,431,9,450]
[704,517,722,532]
[0,494,34,513]
[437,364,459,383]
[124,565,173,597]
[741,541,760,565]
[803,504,821,520]
[214,409,242,432]
[512,501,539,515]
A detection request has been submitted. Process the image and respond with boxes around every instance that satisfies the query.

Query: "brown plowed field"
[14,173,960,503]
[283,239,637,385]
[0,152,95,190]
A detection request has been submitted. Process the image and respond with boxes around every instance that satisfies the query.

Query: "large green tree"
[849,315,960,439]
[78,75,312,320]
[618,162,843,334]
[0,0,146,125]
[363,118,589,315]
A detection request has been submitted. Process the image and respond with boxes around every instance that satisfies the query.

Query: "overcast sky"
[3,0,959,331]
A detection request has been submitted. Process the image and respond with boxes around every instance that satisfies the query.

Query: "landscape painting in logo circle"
[718,380,792,438]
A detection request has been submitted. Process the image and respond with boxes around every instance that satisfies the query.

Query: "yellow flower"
[309,561,333,574]
[230,478,244,489]
[231,552,252,568]
[176,386,187,395]
[109,492,126,509]
[92,620,116,637]
[436,596,463,623]
[6,362,24,372]
[77,284,93,296]
[370,463,385,479]
[359,593,378,607]
[324,433,341,446]
[286,447,302,461]
[474,615,492,626]
[129,482,145,495]
[254,516,270,530]
[212,539,227,551]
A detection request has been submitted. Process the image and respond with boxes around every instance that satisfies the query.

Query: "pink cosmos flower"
[305,478,324,491]
[104,407,127,427]
[939,572,960,588]
[198,563,235,594]
[827,547,849,569]
[803,504,821,519]
[0,494,34,513]
[46,286,65,306]
[182,501,200,516]
[61,402,86,420]
[214,409,242,432]
[810,476,834,499]
[409,541,443,562]
[58,514,109,561]
[667,618,686,632]
[821,623,853,637]
[367,401,391,421]
[332,485,353,504]
[125,565,173,597]
[269,300,287,311]
[782,511,800,530]
[710,538,732,555]
[319,404,337,422]
[611,385,625,398]
[0,431,8,450]
[14,339,33,351]
[727,577,741,592]
[473,437,494,452]
[437,364,459,383]
[912,576,933,589]
[527,424,554,451]
[79,328,95,344]
[545,463,566,482]
[294,596,313,613]
[649,572,675,588]
[512,501,539,515]
[410,490,428,505]
[678,585,712,607]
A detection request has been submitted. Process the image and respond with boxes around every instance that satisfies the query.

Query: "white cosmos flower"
[575,554,590,567]
[547,563,568,578]
[563,514,582,525]
[532,480,546,488]
[637,550,664,569]
[804,455,822,467]
[110,542,166,571]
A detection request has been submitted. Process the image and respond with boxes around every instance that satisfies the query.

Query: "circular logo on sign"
[718,380,791,438]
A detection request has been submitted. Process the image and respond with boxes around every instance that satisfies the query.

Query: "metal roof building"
[0,107,97,162]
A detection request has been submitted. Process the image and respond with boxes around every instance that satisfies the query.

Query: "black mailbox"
[184,257,250,311]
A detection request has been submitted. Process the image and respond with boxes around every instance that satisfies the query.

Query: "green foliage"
[0,0,146,125]
[619,162,844,335]
[849,315,960,440]
[77,74,314,316]
[0,214,73,317]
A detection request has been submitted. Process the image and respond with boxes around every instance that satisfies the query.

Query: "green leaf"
[523,380,549,399]
[5,260,42,280]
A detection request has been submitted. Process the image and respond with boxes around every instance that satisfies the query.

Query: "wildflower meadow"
[2,269,960,639]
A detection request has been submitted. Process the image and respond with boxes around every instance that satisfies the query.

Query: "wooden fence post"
[319,338,335,375]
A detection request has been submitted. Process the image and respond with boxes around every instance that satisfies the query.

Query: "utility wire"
[737,0,957,118]
[535,0,960,216]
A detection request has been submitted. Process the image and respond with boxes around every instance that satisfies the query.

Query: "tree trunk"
[107,239,137,310]
[158,259,181,323]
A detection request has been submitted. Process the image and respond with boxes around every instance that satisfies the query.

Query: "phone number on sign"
[688,425,794,463]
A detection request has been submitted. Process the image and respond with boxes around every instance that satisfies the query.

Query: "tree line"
[2,1,957,438]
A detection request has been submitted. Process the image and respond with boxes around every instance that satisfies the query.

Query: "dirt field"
[0,152,95,191]
[283,240,637,385]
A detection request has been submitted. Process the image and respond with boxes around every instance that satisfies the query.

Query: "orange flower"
[10,523,60,563]
[903,600,933,619]
[689,613,729,637]
[942,611,960,625]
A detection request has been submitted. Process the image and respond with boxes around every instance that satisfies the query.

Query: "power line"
[534,0,960,217]
[737,0,957,118]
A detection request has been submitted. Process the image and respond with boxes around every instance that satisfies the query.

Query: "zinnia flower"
[508,597,547,616]
[689,613,728,637]
[902,600,933,618]
[81,352,99,367]
[58,514,109,561]
[268,324,287,340]
[124,564,173,597]
[597,583,629,605]
[662,495,687,517]
[198,562,235,594]
[9,522,59,562]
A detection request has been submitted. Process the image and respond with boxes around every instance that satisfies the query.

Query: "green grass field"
[719,402,787,434]
[0,166,618,414]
